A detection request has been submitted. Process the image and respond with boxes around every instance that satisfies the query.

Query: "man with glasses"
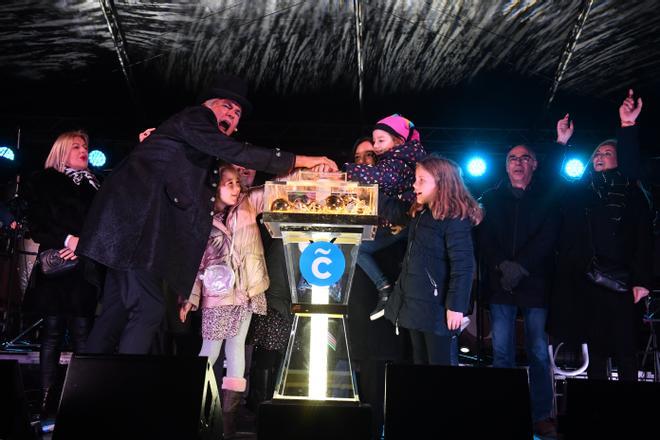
[477,144,560,438]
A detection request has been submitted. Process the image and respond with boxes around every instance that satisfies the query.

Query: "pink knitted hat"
[374,114,420,142]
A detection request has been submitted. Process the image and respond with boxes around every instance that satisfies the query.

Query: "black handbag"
[585,257,630,293]
[38,248,78,276]
[584,209,630,293]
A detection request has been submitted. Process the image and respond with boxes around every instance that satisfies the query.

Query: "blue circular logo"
[299,242,345,287]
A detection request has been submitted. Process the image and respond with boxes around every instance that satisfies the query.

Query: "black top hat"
[198,74,253,115]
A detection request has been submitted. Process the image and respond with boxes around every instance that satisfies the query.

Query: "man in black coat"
[80,75,336,354]
[477,144,560,437]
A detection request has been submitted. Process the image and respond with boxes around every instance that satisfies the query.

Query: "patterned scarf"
[63,167,100,190]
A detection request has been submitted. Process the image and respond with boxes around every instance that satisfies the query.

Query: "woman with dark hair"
[550,90,653,381]
[351,136,377,166]
[22,130,100,418]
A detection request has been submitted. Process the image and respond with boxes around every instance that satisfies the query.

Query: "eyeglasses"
[507,155,533,164]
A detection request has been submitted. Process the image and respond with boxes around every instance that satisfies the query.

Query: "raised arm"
[616,89,643,180]
[554,113,575,181]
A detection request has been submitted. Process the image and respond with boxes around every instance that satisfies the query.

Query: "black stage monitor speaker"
[0,359,37,440]
[258,400,373,440]
[564,378,660,438]
[53,355,221,440]
[385,364,532,439]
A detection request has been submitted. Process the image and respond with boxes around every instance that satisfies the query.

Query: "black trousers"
[40,315,90,391]
[86,268,165,354]
[356,359,388,439]
[586,282,639,381]
[408,329,458,366]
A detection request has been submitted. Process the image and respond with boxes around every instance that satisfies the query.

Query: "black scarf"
[588,168,629,221]
[63,167,100,190]
[587,169,630,256]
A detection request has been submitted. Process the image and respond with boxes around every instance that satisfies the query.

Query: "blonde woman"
[22,130,101,420]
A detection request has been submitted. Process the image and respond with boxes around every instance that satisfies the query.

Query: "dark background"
[0,0,659,197]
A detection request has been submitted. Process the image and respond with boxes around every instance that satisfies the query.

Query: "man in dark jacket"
[477,144,560,437]
[80,75,336,354]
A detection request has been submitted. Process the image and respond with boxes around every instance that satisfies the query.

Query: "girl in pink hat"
[344,114,427,320]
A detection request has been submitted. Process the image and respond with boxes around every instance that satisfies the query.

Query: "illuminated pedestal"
[263,171,378,401]
[258,172,377,437]
[274,231,365,401]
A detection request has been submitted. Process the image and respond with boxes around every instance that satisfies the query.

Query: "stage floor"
[4,348,657,440]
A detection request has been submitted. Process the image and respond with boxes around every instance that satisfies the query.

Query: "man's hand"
[556,113,574,145]
[633,286,649,304]
[446,310,464,331]
[619,89,642,127]
[499,260,529,291]
[309,164,329,173]
[295,155,338,172]
[139,127,156,142]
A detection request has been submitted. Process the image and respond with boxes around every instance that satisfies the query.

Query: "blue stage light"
[0,146,15,161]
[466,157,487,177]
[88,150,107,168]
[564,158,585,179]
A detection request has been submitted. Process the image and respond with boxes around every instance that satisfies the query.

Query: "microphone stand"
[475,254,485,367]
[1,126,41,351]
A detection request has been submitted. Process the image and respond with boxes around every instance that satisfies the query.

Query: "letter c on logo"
[311,257,332,279]
[299,242,345,287]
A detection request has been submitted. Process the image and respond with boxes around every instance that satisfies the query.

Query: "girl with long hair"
[384,154,482,365]
[179,162,269,438]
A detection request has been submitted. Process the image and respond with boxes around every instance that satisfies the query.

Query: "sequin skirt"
[201,293,266,340]
[247,306,294,352]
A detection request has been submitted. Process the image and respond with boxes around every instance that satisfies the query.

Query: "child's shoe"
[369,284,392,321]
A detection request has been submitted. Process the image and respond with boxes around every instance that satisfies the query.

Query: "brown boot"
[222,389,243,439]
[222,376,247,439]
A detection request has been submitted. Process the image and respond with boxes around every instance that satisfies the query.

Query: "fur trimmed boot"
[222,377,247,439]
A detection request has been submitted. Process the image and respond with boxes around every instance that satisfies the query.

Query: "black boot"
[40,387,51,421]
[40,316,64,420]
[370,285,392,321]
[247,367,273,411]
[69,317,91,353]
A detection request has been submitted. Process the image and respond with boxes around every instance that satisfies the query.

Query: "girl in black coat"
[22,130,100,417]
[384,155,483,365]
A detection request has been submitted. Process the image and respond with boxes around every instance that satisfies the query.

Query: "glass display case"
[262,171,378,401]
[263,170,378,240]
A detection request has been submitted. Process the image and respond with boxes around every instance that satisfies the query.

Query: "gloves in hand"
[499,260,529,292]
